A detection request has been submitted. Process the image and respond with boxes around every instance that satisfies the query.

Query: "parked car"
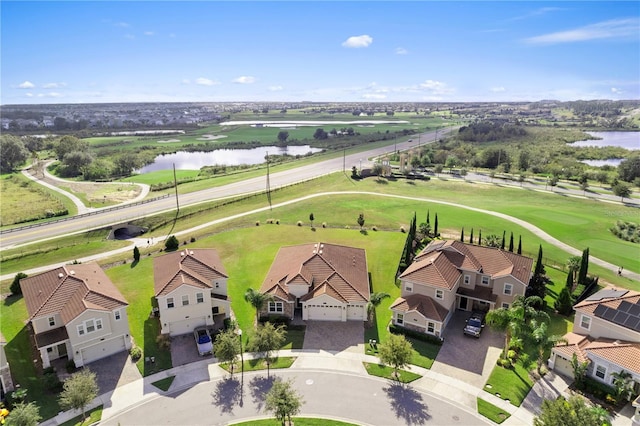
[194,327,213,355]
[463,311,486,338]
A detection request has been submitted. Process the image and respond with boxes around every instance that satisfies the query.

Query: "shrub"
[388,324,443,345]
[297,221,302,226]
[10,272,27,296]
[43,371,62,391]
[372,226,377,231]
[258,315,291,327]
[66,359,77,373]
[190,236,196,243]
[255,221,260,226]
[129,346,142,361]
[164,235,179,251]
[400,226,406,233]
[497,358,513,368]
[276,219,280,225]
[322,222,326,228]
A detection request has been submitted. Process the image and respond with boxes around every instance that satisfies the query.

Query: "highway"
[0,128,450,249]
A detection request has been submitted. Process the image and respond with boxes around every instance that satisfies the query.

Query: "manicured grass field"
[363,362,422,383]
[58,405,103,426]
[484,361,534,406]
[477,398,510,424]
[220,357,296,374]
[151,376,175,391]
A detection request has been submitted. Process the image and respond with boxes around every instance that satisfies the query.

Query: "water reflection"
[571,132,640,149]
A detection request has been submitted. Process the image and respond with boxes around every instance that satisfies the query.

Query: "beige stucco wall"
[157,285,215,334]
[574,311,640,342]
[492,277,526,308]
[287,284,310,298]
[392,310,443,337]
[0,343,7,371]
[400,278,456,311]
[211,278,228,298]
[31,313,63,335]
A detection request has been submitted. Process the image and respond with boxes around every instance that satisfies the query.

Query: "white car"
[194,327,213,356]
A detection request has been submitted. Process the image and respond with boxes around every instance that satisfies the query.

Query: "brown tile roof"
[399,251,461,290]
[390,294,449,322]
[553,332,592,364]
[34,327,69,348]
[407,240,533,286]
[457,286,498,303]
[554,334,640,375]
[260,242,369,303]
[20,263,127,324]
[154,249,228,296]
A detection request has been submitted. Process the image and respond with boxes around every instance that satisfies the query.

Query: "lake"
[137,145,323,172]
[571,131,640,150]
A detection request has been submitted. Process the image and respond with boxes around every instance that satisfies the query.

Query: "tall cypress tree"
[426,210,430,226]
[527,245,547,300]
[478,229,482,246]
[460,227,464,242]
[578,247,590,285]
[534,245,545,277]
[517,235,522,255]
[469,228,474,245]
[501,230,506,250]
[565,269,574,290]
[508,232,514,252]
[434,213,439,237]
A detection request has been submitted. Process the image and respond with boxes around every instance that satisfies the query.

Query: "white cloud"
[525,18,639,44]
[195,77,219,86]
[26,93,34,97]
[490,87,506,93]
[611,87,623,94]
[37,92,62,98]
[362,93,386,99]
[233,76,256,84]
[342,35,373,48]
[43,82,66,89]
[509,7,564,22]
[18,81,35,89]
[419,80,454,95]
[181,79,191,85]
[144,31,155,36]
[268,85,283,91]
[395,47,408,55]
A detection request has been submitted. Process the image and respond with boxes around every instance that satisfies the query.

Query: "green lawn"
[363,362,422,383]
[220,357,296,374]
[365,337,441,370]
[282,326,305,350]
[484,361,534,406]
[151,376,175,391]
[477,398,510,424]
[58,405,103,426]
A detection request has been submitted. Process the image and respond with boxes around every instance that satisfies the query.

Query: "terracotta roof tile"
[20,263,127,323]
[260,242,369,303]
[586,341,640,375]
[390,294,449,322]
[154,249,227,296]
[399,251,461,289]
[553,332,592,364]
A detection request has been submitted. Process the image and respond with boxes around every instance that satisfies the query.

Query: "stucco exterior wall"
[573,312,640,342]
[31,313,63,335]
[157,285,215,334]
[400,279,455,311]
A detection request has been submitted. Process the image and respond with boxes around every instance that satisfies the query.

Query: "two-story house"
[20,263,132,368]
[549,287,640,395]
[259,242,369,322]
[154,249,230,336]
[390,240,533,338]
[0,332,14,398]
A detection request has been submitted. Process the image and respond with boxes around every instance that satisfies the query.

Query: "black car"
[463,311,486,338]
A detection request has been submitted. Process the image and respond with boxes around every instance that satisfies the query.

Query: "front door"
[57,342,67,357]
[459,297,468,310]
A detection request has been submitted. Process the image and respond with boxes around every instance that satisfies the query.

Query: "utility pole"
[265,151,272,210]
[173,163,179,213]
[343,148,345,172]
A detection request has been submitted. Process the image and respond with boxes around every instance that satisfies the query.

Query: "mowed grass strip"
[363,362,422,383]
[151,376,175,391]
[232,418,358,426]
[484,361,534,406]
[477,398,510,424]
[58,405,103,426]
[219,357,296,373]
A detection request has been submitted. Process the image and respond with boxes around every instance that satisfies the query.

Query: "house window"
[580,315,591,330]
[114,310,121,320]
[435,289,444,300]
[502,303,510,309]
[427,322,435,333]
[268,301,283,313]
[167,298,175,309]
[464,275,470,285]
[48,317,55,326]
[595,365,606,380]
[397,313,404,325]
[77,325,85,336]
[96,319,103,330]
[215,282,220,288]
[481,276,490,285]
[86,320,96,333]
[182,295,189,306]
[212,306,219,314]
[196,292,204,304]
[405,283,413,292]
[504,283,513,296]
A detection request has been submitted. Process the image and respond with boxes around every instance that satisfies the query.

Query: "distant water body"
[571,131,640,150]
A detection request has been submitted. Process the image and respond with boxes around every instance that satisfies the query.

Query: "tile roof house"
[154,249,230,336]
[0,332,14,398]
[390,240,533,338]
[550,288,640,396]
[20,263,131,368]
[259,242,369,322]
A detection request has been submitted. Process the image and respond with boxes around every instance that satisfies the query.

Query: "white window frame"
[182,295,189,306]
[86,319,96,333]
[504,283,513,296]
[481,276,490,285]
[463,275,471,285]
[96,319,103,330]
[595,364,606,380]
[79,318,102,336]
[502,303,510,309]
[427,322,435,334]
[435,289,444,300]
[114,310,121,320]
[167,297,175,309]
[580,315,591,330]
[405,283,413,292]
[196,292,204,304]
[48,316,55,326]
[268,301,283,313]
[397,313,404,325]
[77,324,85,336]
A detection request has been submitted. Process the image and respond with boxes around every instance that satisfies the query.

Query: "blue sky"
[1,1,638,104]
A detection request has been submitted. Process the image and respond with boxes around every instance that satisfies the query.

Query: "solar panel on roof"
[618,301,633,313]
[629,304,640,317]
[603,307,617,321]
[593,304,608,317]
[624,316,640,332]
[585,289,629,301]
[613,311,630,326]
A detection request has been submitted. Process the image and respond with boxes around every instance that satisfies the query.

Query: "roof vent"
[189,251,194,255]
[313,250,317,254]
[319,250,323,254]
[70,270,75,275]
[180,251,185,256]
[320,244,324,249]
[58,273,64,278]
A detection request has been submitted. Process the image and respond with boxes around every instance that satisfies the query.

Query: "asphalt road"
[1,128,450,249]
[101,370,489,426]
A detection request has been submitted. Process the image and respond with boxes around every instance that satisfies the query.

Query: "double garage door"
[552,354,575,378]
[80,336,126,365]
[306,304,343,321]
[169,317,206,336]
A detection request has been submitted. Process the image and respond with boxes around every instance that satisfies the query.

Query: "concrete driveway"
[430,311,503,388]
[302,321,363,353]
[171,332,213,366]
[85,351,142,394]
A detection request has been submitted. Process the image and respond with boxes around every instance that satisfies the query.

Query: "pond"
[570,131,640,150]
[137,145,323,172]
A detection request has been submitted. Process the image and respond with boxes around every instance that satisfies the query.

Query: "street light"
[235,328,244,376]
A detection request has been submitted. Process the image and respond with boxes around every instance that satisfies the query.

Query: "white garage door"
[169,317,206,336]
[553,354,575,378]
[347,305,365,321]
[80,336,126,365]
[306,304,343,321]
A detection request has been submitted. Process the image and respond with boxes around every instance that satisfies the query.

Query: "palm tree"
[366,292,390,324]
[531,319,567,375]
[244,288,273,326]
[566,256,581,282]
[486,307,521,360]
